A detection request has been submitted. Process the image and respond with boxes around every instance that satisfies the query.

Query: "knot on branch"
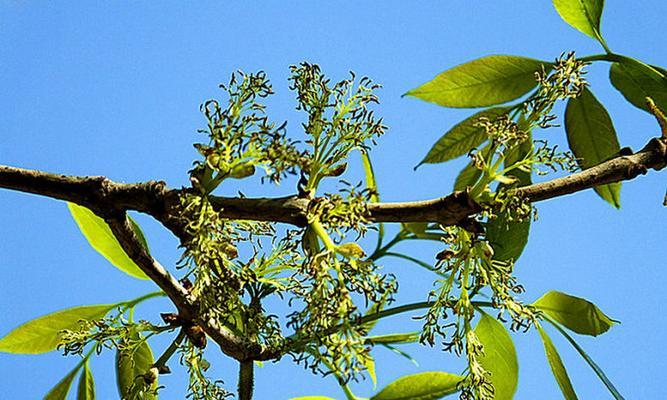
[161,313,207,349]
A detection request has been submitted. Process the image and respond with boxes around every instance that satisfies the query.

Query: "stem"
[367,229,406,260]
[310,219,336,250]
[153,329,187,372]
[383,251,445,276]
[238,360,254,400]
[578,53,624,64]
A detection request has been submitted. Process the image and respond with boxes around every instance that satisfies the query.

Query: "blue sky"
[1,1,665,399]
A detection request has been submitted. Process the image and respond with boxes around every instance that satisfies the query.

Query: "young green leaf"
[371,371,464,400]
[402,222,428,236]
[454,159,483,192]
[418,107,510,165]
[68,203,150,279]
[364,355,378,389]
[533,291,616,336]
[406,56,546,108]
[486,134,532,261]
[485,216,530,262]
[552,0,605,42]
[365,332,420,345]
[129,217,150,254]
[361,150,380,203]
[77,362,96,400]
[44,366,81,400]
[536,324,578,400]
[116,337,156,400]
[474,313,519,400]
[565,87,621,207]
[609,58,667,113]
[544,317,625,400]
[0,304,115,354]
[380,343,419,366]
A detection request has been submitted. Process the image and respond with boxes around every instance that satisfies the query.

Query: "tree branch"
[516,137,667,202]
[105,213,258,361]
[1,135,665,362]
[2,137,664,233]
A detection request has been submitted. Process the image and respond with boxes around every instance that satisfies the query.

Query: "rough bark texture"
[1,135,665,361]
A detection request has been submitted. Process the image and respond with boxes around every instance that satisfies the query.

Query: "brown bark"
[1,135,665,361]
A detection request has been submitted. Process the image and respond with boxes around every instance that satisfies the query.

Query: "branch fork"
[1,135,665,362]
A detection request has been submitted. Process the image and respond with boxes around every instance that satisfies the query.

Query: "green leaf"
[536,325,578,400]
[116,337,156,399]
[129,218,150,254]
[379,343,419,366]
[365,356,378,389]
[0,304,115,354]
[366,332,421,345]
[609,58,667,114]
[486,135,532,262]
[371,371,464,400]
[533,291,616,336]
[486,215,530,262]
[406,56,546,108]
[77,362,96,400]
[402,222,429,237]
[419,107,510,165]
[545,317,625,399]
[289,397,336,400]
[68,203,150,280]
[552,0,605,41]
[565,87,621,208]
[474,313,518,400]
[44,366,80,400]
[454,159,483,192]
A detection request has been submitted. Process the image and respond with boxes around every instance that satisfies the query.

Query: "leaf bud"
[336,242,366,259]
[230,162,256,179]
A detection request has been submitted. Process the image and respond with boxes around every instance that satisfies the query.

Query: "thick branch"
[1,136,665,362]
[2,137,665,231]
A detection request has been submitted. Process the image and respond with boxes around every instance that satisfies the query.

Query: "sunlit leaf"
[486,134,532,261]
[380,343,420,366]
[609,58,667,114]
[536,324,578,400]
[486,215,530,262]
[475,313,518,400]
[371,371,463,400]
[419,107,510,165]
[44,366,80,400]
[0,304,115,354]
[366,332,420,345]
[533,291,616,336]
[552,0,605,41]
[364,356,378,389]
[406,56,546,108]
[68,203,149,279]
[454,158,483,192]
[545,317,624,399]
[361,151,380,203]
[565,87,621,207]
[116,336,156,399]
[77,362,96,400]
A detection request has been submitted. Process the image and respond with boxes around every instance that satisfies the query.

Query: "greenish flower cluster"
[178,63,394,386]
[58,314,162,357]
[180,342,232,400]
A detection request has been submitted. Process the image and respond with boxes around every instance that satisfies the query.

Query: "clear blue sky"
[1,1,665,399]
